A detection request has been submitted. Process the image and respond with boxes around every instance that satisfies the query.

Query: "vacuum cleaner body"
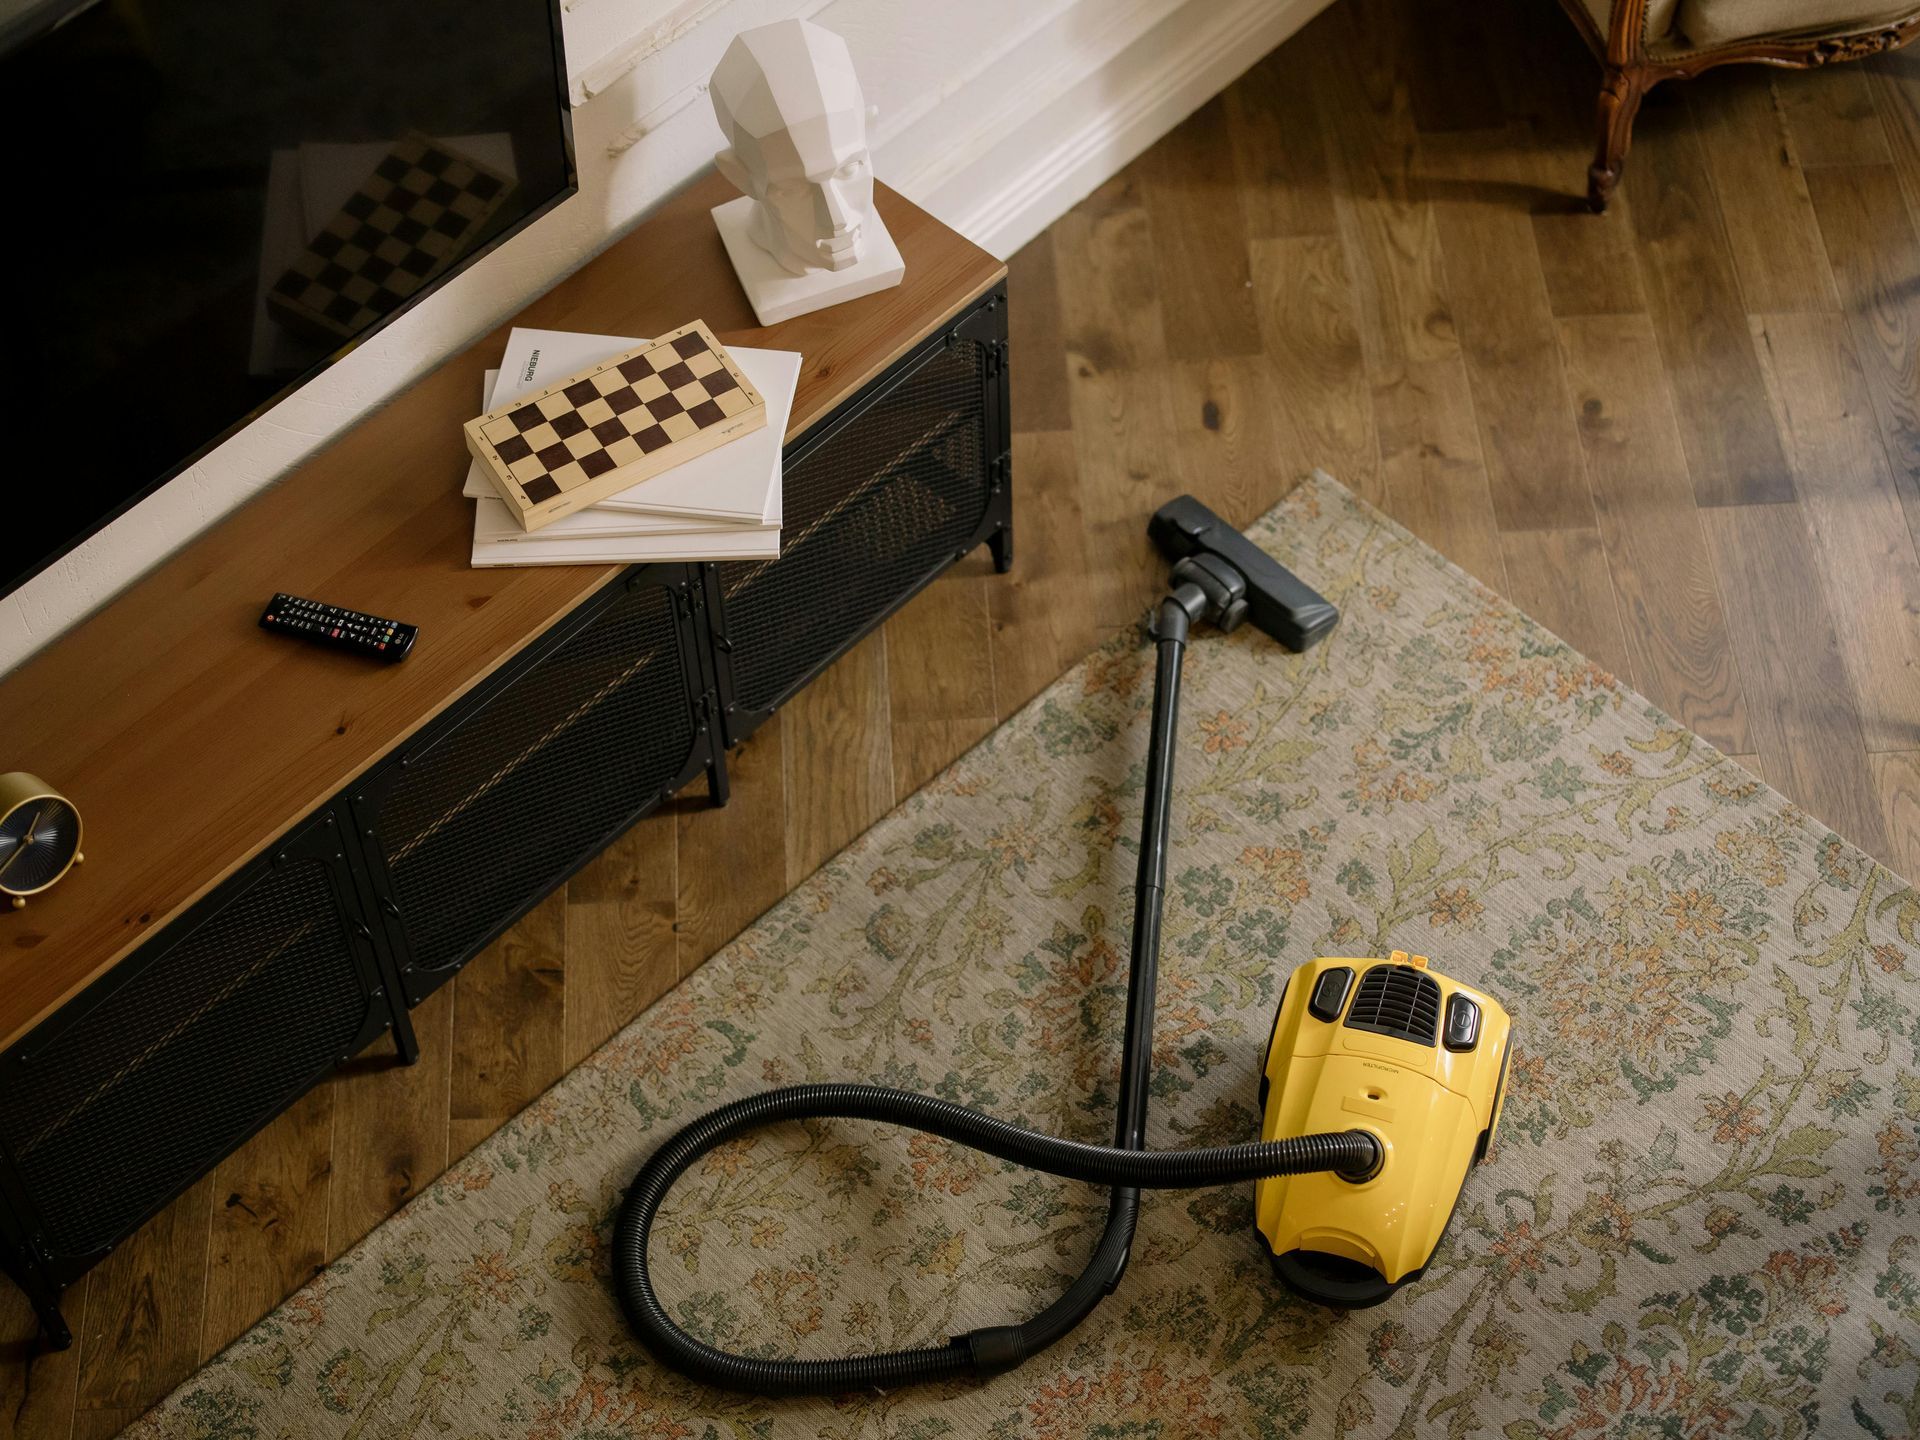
[1256,951,1510,1307]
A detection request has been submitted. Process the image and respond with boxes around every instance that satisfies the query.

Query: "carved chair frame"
[1556,0,1920,209]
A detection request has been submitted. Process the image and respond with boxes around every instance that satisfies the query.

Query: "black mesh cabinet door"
[704,287,1010,743]
[351,566,718,1007]
[0,809,397,1345]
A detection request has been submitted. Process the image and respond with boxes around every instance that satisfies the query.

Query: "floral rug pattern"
[129,474,1920,1439]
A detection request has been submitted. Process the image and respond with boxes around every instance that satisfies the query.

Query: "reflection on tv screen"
[0,0,574,596]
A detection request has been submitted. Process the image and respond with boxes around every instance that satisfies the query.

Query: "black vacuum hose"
[615,588,1364,1397]
[612,1082,1378,1394]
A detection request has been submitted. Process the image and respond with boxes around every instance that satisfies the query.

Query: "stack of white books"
[463,328,800,566]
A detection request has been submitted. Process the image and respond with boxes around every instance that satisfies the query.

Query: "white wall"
[0,0,1328,675]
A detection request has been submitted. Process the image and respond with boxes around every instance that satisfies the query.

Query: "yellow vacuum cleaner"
[615,496,1511,1391]
[1257,951,1510,1307]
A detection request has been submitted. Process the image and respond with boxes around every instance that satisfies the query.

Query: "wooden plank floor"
[10,0,1920,1430]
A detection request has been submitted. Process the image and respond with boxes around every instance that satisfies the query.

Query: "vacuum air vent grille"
[1343,964,1442,1046]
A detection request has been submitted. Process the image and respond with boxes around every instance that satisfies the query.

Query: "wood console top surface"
[0,175,1003,1050]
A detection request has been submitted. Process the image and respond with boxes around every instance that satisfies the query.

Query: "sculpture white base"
[711,196,906,326]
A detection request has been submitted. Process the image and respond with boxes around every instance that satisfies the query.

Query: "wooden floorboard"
[2,1280,80,1440]
[326,987,452,1257]
[1249,236,1381,505]
[1690,72,1841,316]
[987,431,1098,717]
[1138,97,1263,363]
[1052,176,1180,630]
[1556,313,1751,751]
[1748,311,1920,752]
[886,560,1000,791]
[1870,49,1920,226]
[1702,503,1891,857]
[1489,0,1647,320]
[1167,356,1293,525]
[446,887,567,1162]
[675,718,786,963]
[781,628,894,885]
[1426,125,1602,533]
[17,1,1920,1429]
[1627,104,1797,508]
[69,1176,210,1436]
[1004,232,1071,433]
[200,1086,333,1362]
[564,811,678,1068]
[1871,750,1920,878]
[1806,161,1920,541]
[1498,526,1634,683]
[1778,64,1895,170]
[1223,41,1338,241]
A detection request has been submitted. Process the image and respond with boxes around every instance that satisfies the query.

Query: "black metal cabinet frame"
[1,283,1011,1347]
[349,563,722,1011]
[704,286,1011,744]
[0,809,400,1346]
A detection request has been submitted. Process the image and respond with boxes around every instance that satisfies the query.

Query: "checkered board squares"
[464,319,767,532]
[267,134,512,341]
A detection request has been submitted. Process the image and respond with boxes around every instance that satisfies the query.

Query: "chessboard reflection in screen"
[0,0,576,600]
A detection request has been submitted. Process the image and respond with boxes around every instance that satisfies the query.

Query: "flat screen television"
[0,0,575,600]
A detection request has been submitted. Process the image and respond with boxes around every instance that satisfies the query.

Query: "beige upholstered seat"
[1580,0,1911,49]
[1558,0,1920,208]
[1686,0,1917,49]
[1576,0,1680,43]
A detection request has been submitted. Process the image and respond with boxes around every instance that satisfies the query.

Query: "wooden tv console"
[0,173,1008,1343]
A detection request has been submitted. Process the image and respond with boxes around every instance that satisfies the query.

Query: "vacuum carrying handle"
[1148,494,1339,650]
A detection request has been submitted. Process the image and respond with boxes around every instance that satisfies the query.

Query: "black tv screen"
[0,0,575,598]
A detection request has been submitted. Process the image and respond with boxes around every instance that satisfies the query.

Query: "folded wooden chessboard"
[462,319,766,532]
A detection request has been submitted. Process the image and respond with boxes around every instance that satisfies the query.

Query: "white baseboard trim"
[901,0,1334,259]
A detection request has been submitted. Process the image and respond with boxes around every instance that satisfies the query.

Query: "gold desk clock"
[0,773,83,909]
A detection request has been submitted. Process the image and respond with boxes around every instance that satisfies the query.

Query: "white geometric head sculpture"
[711,19,877,276]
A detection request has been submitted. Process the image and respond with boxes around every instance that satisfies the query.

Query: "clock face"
[0,794,80,896]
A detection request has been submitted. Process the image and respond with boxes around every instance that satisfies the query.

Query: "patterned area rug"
[130,474,1920,1439]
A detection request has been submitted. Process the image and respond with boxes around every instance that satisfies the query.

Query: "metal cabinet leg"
[389,997,421,1064]
[33,1286,72,1349]
[8,1248,72,1350]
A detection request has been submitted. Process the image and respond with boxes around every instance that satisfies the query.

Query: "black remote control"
[259,593,417,663]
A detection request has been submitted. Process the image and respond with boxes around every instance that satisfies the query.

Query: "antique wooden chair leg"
[1588,63,1645,211]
